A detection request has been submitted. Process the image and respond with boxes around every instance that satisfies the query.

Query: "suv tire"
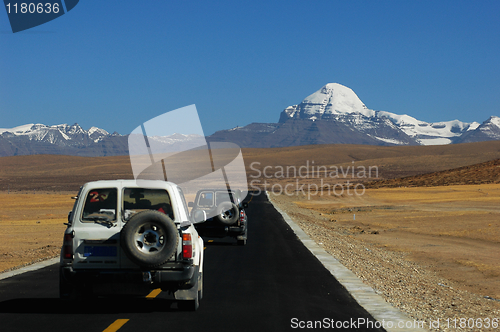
[177,279,200,311]
[120,210,178,268]
[216,202,239,225]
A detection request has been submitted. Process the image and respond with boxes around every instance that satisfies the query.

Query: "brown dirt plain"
[282,184,500,299]
[0,193,73,272]
[1,141,500,310]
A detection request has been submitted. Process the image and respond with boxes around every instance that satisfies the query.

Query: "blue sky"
[1,0,499,136]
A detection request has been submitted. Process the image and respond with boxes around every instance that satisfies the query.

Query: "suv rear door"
[72,187,122,269]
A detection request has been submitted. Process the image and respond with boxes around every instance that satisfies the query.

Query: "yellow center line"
[103,319,129,332]
[146,288,162,299]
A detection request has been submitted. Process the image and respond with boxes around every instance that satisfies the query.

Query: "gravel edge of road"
[0,257,59,281]
[266,192,429,332]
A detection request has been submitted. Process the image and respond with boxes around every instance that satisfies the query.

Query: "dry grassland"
[2,141,500,192]
[243,140,500,181]
[0,155,133,192]
[285,184,500,299]
[0,193,74,272]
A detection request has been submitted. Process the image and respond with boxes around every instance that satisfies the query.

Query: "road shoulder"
[0,257,59,281]
[266,192,428,332]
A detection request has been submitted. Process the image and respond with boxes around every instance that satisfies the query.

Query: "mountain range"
[210,83,499,147]
[0,123,128,157]
[1,83,499,156]
[0,123,207,157]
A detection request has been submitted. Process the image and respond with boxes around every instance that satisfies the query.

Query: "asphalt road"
[0,192,384,332]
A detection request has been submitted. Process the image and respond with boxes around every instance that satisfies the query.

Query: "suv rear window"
[196,190,238,207]
[81,188,118,223]
[123,188,174,221]
[197,191,214,207]
[215,191,237,205]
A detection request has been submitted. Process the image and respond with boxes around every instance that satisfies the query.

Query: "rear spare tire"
[216,202,239,225]
[120,210,178,268]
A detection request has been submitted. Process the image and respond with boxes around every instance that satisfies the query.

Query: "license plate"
[84,246,117,257]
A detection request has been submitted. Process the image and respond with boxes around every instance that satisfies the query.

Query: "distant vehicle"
[189,189,248,245]
[59,180,205,311]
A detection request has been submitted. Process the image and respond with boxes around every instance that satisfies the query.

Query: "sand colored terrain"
[0,155,133,192]
[366,158,500,188]
[0,193,74,272]
[243,140,500,181]
[288,184,500,299]
[2,141,500,192]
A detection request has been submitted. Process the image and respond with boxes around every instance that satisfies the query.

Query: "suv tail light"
[239,210,245,225]
[63,232,74,260]
[182,233,192,259]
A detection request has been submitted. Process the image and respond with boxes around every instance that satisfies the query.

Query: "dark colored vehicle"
[189,189,248,245]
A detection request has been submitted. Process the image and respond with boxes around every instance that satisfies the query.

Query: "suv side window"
[123,188,174,221]
[177,187,190,216]
[81,188,118,222]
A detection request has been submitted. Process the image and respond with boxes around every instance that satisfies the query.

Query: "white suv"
[59,180,204,310]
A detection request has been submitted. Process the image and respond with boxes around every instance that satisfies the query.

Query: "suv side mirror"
[188,201,194,208]
[242,202,248,209]
[192,210,207,224]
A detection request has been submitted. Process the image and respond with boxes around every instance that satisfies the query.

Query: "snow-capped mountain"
[280,83,375,119]
[0,123,205,157]
[0,123,111,145]
[0,123,127,157]
[147,133,203,146]
[210,83,498,148]
[279,83,481,146]
[376,112,480,145]
[454,116,500,144]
